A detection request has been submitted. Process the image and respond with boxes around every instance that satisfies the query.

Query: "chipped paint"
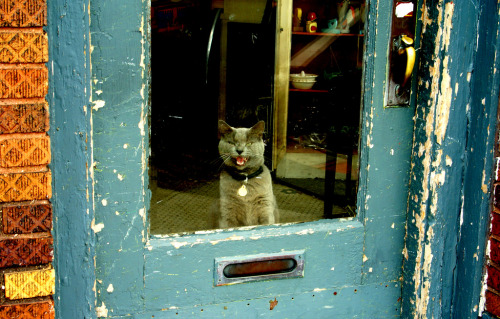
[92,100,105,111]
[481,168,489,193]
[405,1,455,317]
[51,0,499,316]
[91,219,105,233]
[479,240,491,315]
[95,302,108,317]
[210,235,245,245]
[295,229,315,235]
[445,155,452,166]
[170,241,189,249]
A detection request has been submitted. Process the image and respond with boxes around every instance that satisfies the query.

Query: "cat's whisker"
[213,154,232,172]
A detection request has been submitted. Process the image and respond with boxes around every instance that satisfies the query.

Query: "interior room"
[149,0,365,235]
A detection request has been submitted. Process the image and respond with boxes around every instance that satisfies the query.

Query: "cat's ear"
[218,120,233,135]
[250,121,265,137]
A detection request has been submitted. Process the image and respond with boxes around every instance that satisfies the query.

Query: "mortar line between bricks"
[0,232,52,240]
[0,27,45,33]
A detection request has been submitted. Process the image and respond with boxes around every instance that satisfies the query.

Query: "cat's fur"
[213,120,279,228]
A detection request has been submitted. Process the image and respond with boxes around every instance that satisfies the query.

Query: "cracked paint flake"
[92,100,105,111]
[481,168,489,193]
[296,229,315,235]
[96,302,108,317]
[91,219,105,233]
[408,2,455,317]
[210,235,245,245]
[171,241,189,249]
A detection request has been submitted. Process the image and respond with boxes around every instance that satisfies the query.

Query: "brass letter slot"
[215,251,305,286]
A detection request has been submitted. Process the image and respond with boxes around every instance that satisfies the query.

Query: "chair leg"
[324,151,337,218]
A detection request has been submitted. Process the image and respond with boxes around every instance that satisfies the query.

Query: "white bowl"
[291,81,316,90]
[290,71,318,89]
[290,71,318,81]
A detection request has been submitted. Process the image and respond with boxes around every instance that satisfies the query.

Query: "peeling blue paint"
[48,0,96,318]
[49,0,500,317]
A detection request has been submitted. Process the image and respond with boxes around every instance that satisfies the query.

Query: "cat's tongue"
[236,156,247,166]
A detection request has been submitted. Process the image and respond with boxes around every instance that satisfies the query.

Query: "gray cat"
[213,120,279,228]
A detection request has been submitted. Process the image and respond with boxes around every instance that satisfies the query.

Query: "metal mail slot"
[215,250,305,286]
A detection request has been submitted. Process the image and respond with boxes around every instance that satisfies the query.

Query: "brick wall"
[0,1,55,318]
[485,98,500,316]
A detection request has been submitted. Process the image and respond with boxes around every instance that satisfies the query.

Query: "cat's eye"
[246,142,252,146]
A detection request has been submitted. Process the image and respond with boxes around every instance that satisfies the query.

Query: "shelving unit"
[289,88,329,93]
[292,32,363,37]
[273,0,365,218]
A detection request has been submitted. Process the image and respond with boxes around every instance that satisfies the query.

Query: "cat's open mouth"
[235,156,248,166]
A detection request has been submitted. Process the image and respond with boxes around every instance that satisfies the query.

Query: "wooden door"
[81,0,414,316]
[48,0,500,317]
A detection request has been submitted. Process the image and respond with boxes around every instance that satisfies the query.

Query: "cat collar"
[226,166,264,181]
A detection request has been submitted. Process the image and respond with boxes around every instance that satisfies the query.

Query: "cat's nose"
[236,149,243,155]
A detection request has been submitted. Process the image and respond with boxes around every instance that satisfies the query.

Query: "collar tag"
[238,184,248,197]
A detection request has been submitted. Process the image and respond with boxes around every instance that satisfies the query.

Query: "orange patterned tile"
[0,170,51,203]
[1,201,52,234]
[0,299,54,319]
[0,0,47,27]
[0,133,50,168]
[4,267,55,300]
[0,236,53,268]
[0,65,48,99]
[0,101,49,134]
[0,29,48,63]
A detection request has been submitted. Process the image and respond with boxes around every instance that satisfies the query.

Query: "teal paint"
[87,0,414,316]
[136,282,401,318]
[402,0,500,317]
[454,0,500,315]
[357,0,415,291]
[90,0,151,315]
[48,0,96,318]
[145,221,363,310]
[48,0,500,317]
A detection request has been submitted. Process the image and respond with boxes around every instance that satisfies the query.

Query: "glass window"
[149,0,365,235]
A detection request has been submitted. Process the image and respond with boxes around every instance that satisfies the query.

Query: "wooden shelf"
[292,32,364,37]
[289,88,329,93]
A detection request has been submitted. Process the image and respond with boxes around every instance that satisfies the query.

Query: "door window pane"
[149,0,365,234]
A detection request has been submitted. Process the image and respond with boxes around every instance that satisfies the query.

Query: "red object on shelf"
[151,2,195,32]
[307,12,317,21]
